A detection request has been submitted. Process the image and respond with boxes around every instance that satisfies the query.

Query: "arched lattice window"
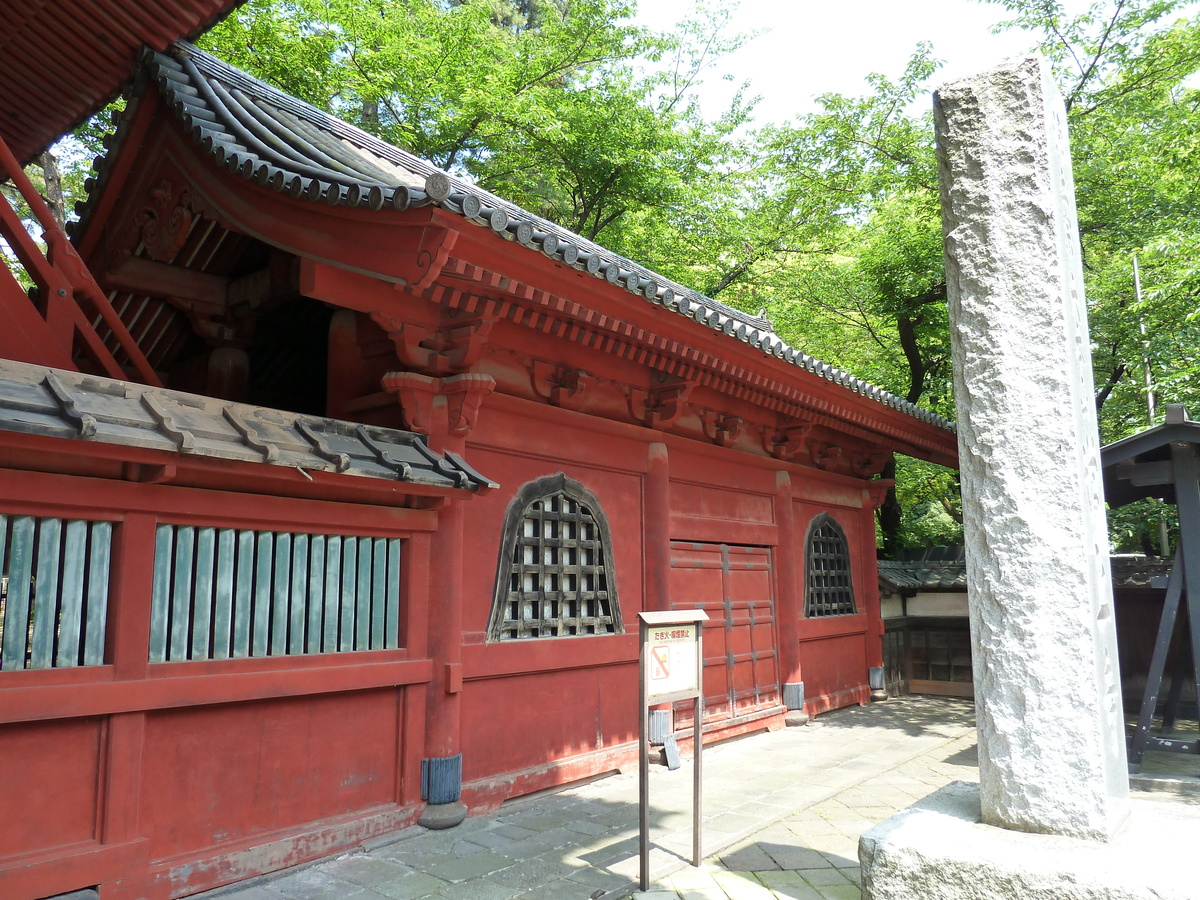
[488,474,622,641]
[804,513,856,617]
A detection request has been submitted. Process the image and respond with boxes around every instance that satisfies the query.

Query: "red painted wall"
[452,389,882,803]
[0,460,438,900]
[0,718,104,856]
[141,691,401,860]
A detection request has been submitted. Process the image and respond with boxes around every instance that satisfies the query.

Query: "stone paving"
[199,697,983,900]
[642,705,979,900]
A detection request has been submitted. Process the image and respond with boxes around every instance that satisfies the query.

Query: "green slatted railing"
[150,526,402,662]
[0,515,112,670]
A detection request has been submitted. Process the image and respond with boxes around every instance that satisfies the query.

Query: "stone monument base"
[860,781,1200,900]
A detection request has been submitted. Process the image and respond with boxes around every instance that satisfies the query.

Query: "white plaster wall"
[907,593,968,618]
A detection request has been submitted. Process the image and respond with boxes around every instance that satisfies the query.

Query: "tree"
[979,1,1200,552]
[713,2,1200,553]
[198,0,751,243]
[38,0,1198,552]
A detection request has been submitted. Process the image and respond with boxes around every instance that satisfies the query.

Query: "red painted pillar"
[399,531,432,811]
[864,481,892,701]
[101,510,157,896]
[774,471,807,724]
[644,442,671,613]
[326,310,369,421]
[383,372,493,829]
[643,442,675,745]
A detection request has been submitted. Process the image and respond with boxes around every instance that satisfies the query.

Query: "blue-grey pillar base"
[421,754,462,803]
[419,753,467,829]
[783,682,809,726]
[648,708,672,744]
[868,666,888,702]
[419,754,467,829]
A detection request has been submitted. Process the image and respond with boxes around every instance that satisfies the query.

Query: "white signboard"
[645,622,699,700]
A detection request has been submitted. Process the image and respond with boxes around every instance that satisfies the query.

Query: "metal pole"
[693,693,703,866]
[1135,255,1171,555]
[639,621,650,892]
[1135,256,1155,424]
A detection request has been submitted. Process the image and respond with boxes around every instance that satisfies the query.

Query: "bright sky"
[633,0,1087,124]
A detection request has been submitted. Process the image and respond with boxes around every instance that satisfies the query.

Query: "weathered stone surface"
[932,56,1128,841]
[418,800,468,830]
[860,782,1200,900]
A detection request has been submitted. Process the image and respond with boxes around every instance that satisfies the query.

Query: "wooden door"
[668,541,779,727]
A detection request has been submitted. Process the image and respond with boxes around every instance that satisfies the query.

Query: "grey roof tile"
[880,551,1174,592]
[877,559,967,592]
[0,360,495,491]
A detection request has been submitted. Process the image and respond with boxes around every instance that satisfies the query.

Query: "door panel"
[669,541,779,728]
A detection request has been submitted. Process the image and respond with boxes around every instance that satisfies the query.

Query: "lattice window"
[489,474,622,641]
[804,514,856,617]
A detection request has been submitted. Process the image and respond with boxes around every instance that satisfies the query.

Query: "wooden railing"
[0,135,160,385]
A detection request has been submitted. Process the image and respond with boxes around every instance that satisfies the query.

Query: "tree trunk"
[877,454,903,558]
[37,150,66,230]
[361,98,379,132]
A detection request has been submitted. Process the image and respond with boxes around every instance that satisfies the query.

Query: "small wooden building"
[878,549,972,698]
[879,548,1179,709]
[0,29,958,900]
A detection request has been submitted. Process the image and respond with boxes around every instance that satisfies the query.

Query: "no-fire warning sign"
[645,623,699,699]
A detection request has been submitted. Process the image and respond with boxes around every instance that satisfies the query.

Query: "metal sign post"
[638,609,707,891]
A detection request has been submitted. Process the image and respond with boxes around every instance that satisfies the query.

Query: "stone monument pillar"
[860,57,1200,900]
[935,56,1128,840]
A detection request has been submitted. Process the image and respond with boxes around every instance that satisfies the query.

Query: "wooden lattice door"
[668,541,779,727]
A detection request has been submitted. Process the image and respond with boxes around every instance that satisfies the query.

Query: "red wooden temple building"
[0,7,958,898]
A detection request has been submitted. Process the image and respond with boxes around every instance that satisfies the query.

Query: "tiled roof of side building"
[76,42,953,434]
[880,550,1175,593]
[877,558,968,593]
[0,359,496,491]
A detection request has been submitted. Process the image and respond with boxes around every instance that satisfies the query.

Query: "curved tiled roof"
[84,42,953,433]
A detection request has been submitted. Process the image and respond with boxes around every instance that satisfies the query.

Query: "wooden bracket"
[382,371,437,434]
[627,379,692,429]
[529,361,589,410]
[765,423,814,460]
[137,180,203,263]
[851,451,892,477]
[442,373,496,436]
[395,225,459,291]
[381,371,496,437]
[122,461,178,484]
[866,480,895,510]
[371,314,495,376]
[700,411,742,448]
[810,441,844,471]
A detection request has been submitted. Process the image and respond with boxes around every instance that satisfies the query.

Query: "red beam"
[0,657,432,725]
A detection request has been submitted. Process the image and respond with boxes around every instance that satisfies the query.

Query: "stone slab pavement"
[198,696,983,900]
